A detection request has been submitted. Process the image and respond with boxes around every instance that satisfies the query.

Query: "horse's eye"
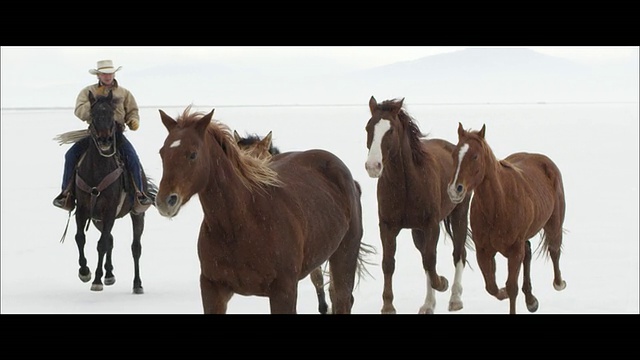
[189,152,197,160]
[472,154,479,160]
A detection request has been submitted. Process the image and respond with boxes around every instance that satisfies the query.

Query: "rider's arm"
[74,88,93,123]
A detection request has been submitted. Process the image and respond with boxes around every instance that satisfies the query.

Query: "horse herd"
[59,92,567,314]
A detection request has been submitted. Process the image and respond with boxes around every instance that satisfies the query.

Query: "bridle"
[89,119,118,158]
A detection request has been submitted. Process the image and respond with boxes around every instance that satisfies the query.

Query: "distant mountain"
[3,48,637,109]
[313,48,639,104]
[138,47,636,106]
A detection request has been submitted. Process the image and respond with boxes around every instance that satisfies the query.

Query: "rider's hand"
[127,118,140,131]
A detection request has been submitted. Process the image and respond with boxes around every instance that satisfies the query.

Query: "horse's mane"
[462,127,523,175]
[461,128,500,169]
[177,106,282,191]
[380,99,428,166]
[238,133,281,155]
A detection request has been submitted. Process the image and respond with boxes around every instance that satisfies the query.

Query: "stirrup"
[137,193,153,206]
[53,193,75,211]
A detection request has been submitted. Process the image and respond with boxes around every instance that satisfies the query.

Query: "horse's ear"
[263,131,273,147]
[88,91,96,105]
[369,96,377,114]
[196,109,215,135]
[106,90,113,101]
[399,97,405,107]
[233,130,241,143]
[478,124,486,139]
[457,122,465,138]
[159,109,177,132]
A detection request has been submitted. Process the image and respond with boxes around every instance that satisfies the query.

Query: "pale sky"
[2,46,637,71]
[1,46,637,109]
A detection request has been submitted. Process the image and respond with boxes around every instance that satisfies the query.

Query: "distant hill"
[308,48,639,105]
[3,48,638,109]
[129,47,637,106]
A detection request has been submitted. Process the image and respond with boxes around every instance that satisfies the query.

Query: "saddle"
[72,151,151,215]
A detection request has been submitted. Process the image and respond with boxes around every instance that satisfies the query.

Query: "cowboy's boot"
[53,189,75,211]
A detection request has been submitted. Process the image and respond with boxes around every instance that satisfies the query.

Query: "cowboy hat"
[89,60,122,75]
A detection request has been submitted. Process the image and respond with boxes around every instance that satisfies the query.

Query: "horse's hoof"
[318,303,329,314]
[91,283,104,291]
[448,300,463,312]
[325,306,333,314]
[418,306,434,314]
[104,276,116,286]
[79,271,91,283]
[133,287,144,295]
[526,297,539,313]
[496,288,508,300]
[381,306,397,314]
[434,276,449,292]
[553,280,567,291]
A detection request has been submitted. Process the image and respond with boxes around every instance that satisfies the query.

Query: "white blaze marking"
[451,143,469,187]
[366,119,391,165]
[170,139,181,148]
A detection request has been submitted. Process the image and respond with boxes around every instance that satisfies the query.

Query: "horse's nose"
[167,194,178,207]
[365,161,381,173]
[456,184,464,193]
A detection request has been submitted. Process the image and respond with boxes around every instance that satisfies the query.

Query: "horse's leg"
[268,277,299,314]
[544,219,567,291]
[91,218,115,291]
[130,212,145,294]
[411,229,434,314]
[413,224,447,314]
[199,274,233,314]
[310,266,328,314]
[379,223,401,314]
[448,199,470,312]
[504,242,525,314]
[103,233,116,286]
[475,245,507,301]
[74,212,91,283]
[522,240,539,312]
[327,236,360,314]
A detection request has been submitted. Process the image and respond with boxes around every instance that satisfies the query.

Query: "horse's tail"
[354,242,377,287]
[145,176,159,203]
[443,216,454,240]
[354,180,362,196]
[444,214,475,267]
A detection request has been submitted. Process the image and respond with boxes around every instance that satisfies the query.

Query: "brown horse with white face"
[156,107,369,314]
[448,122,567,314]
[365,96,472,314]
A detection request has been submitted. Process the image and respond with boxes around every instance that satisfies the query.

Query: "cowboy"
[53,59,153,211]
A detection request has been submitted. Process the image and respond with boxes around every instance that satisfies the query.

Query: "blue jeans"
[61,133,144,193]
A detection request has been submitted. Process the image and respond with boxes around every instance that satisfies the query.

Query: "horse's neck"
[382,138,430,184]
[198,149,253,233]
[474,152,510,217]
[83,146,118,174]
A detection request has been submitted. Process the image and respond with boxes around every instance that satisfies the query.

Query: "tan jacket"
[74,79,140,127]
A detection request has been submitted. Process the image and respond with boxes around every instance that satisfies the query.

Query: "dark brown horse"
[447,123,567,314]
[233,130,330,314]
[69,90,157,293]
[365,96,472,314]
[156,107,370,314]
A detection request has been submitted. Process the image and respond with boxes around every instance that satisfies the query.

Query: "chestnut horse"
[69,90,157,293]
[233,130,330,314]
[365,96,472,314]
[447,123,567,314]
[156,107,369,314]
